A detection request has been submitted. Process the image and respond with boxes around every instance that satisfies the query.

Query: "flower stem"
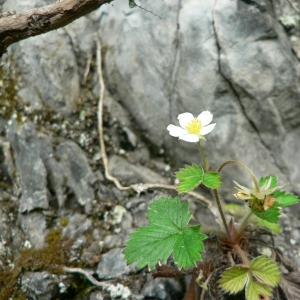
[213,189,231,238]
[197,142,209,172]
[239,210,253,232]
[196,142,230,238]
[218,160,260,192]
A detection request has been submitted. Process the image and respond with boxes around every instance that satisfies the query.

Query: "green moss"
[0,228,72,300]
[60,217,69,227]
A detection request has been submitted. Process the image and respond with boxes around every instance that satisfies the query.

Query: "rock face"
[0,0,300,299]
[97,0,300,194]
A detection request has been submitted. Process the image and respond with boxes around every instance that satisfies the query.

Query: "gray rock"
[127,147,150,165]
[9,31,79,114]
[98,185,129,202]
[97,0,299,195]
[89,291,105,300]
[49,140,95,210]
[6,120,95,212]
[81,241,102,267]
[62,213,92,239]
[4,0,79,115]
[103,234,125,249]
[109,155,168,185]
[6,121,49,213]
[21,271,59,300]
[19,212,47,249]
[141,274,183,300]
[107,283,132,299]
[96,248,135,280]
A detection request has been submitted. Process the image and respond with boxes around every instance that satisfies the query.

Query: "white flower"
[167,111,216,142]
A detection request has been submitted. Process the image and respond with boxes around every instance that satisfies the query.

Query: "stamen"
[186,119,202,134]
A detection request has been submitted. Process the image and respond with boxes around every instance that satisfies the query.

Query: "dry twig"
[63,267,111,288]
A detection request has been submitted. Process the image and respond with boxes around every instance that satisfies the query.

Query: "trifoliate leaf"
[202,172,222,189]
[250,256,281,286]
[256,218,281,233]
[273,190,299,207]
[251,204,280,223]
[123,197,207,269]
[245,277,273,300]
[219,266,249,294]
[175,164,204,193]
[259,175,278,189]
[128,0,137,8]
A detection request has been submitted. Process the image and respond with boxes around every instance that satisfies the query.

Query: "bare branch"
[0,0,113,55]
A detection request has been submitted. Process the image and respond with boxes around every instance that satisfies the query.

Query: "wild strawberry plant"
[123,111,299,300]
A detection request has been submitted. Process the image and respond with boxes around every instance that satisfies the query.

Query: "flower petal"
[197,111,213,126]
[179,133,199,143]
[167,125,188,137]
[178,112,194,129]
[200,123,216,135]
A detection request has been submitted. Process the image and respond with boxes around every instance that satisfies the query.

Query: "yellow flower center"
[186,119,202,134]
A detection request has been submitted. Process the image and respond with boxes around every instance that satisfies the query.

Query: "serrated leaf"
[148,197,191,229]
[250,256,281,287]
[202,172,222,189]
[123,197,207,269]
[256,218,281,233]
[123,225,178,269]
[251,204,280,223]
[219,266,249,294]
[175,164,204,193]
[259,175,278,189]
[173,225,207,268]
[245,277,273,300]
[273,190,299,207]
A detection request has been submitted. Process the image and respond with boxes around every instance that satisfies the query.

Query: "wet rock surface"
[0,0,299,299]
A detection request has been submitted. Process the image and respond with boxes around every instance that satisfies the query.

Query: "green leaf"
[273,190,299,207]
[148,197,192,229]
[175,164,204,193]
[219,266,249,294]
[251,204,280,223]
[173,225,207,268]
[128,0,137,8]
[123,197,207,269]
[202,172,222,189]
[250,256,281,287]
[256,218,281,233]
[245,277,273,300]
[259,175,278,188]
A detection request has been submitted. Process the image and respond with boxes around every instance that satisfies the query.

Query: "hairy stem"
[213,189,230,238]
[196,142,230,237]
[197,141,209,172]
[218,160,260,192]
[234,244,250,267]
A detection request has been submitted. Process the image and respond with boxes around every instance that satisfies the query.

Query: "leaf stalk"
[218,160,260,193]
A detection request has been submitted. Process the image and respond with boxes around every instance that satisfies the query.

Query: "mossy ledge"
[0,228,72,300]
